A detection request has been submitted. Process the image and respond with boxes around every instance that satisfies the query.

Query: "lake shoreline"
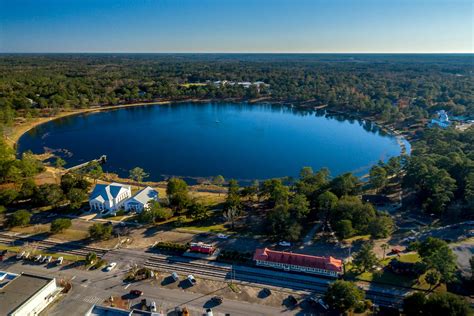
[6,97,412,160]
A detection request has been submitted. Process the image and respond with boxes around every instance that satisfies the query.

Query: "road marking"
[124,283,131,289]
[71,275,76,280]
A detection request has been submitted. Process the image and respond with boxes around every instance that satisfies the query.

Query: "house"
[0,271,61,316]
[124,186,159,213]
[89,183,132,214]
[253,248,343,277]
[429,110,451,128]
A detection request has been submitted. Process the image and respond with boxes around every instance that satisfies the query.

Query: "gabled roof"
[90,183,130,203]
[126,186,158,205]
[253,248,343,272]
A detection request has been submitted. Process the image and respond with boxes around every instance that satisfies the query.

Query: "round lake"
[18,102,404,182]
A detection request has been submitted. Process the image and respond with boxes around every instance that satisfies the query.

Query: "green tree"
[418,237,457,283]
[89,223,113,240]
[317,191,338,216]
[352,242,378,272]
[330,172,360,197]
[381,243,390,260]
[50,218,72,234]
[88,161,103,183]
[425,270,441,290]
[324,280,364,313]
[225,179,241,211]
[189,202,209,221]
[289,193,310,220]
[55,157,66,168]
[368,214,394,239]
[85,252,97,265]
[33,184,64,207]
[212,175,225,186]
[8,210,31,227]
[335,219,354,239]
[369,165,388,192]
[67,188,87,210]
[424,292,471,316]
[403,292,426,316]
[129,167,149,182]
[166,178,190,211]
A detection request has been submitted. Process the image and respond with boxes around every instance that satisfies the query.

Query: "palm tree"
[381,243,390,260]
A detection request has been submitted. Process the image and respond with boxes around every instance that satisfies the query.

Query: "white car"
[217,233,229,239]
[16,251,25,259]
[317,298,329,310]
[105,262,117,272]
[150,301,157,312]
[187,275,196,285]
[278,241,291,247]
[56,257,64,265]
[45,255,53,263]
[34,254,43,262]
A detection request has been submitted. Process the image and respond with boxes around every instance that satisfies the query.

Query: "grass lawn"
[344,235,371,243]
[180,83,208,88]
[0,244,84,262]
[346,253,431,290]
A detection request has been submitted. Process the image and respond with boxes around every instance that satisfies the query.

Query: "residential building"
[429,110,451,128]
[89,183,132,214]
[253,248,343,277]
[124,186,159,213]
[0,271,61,316]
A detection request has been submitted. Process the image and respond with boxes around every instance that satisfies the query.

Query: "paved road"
[2,261,295,316]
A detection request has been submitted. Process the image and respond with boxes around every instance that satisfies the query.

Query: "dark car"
[130,289,143,296]
[262,288,272,296]
[287,295,298,306]
[211,296,223,304]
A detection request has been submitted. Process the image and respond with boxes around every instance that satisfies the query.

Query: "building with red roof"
[253,248,343,277]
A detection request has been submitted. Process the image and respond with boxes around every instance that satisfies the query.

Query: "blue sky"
[0,0,472,53]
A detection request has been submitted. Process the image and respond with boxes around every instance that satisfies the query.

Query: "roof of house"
[126,186,158,205]
[0,272,56,315]
[253,248,343,272]
[90,183,131,203]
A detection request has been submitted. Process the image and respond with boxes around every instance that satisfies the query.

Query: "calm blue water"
[18,103,402,182]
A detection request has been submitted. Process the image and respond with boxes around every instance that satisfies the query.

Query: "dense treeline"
[404,127,474,216]
[1,54,473,127]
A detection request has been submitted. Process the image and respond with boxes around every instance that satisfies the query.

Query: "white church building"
[89,182,132,214]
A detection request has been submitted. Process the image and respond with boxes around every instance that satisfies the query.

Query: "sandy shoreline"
[3,100,182,148]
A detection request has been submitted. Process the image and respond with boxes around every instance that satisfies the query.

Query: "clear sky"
[0,0,472,53]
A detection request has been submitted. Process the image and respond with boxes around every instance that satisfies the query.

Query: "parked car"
[34,254,42,262]
[105,262,117,272]
[182,307,190,316]
[150,301,157,312]
[278,241,291,247]
[56,257,64,265]
[211,296,223,305]
[205,308,214,316]
[262,288,272,296]
[130,289,143,297]
[24,252,30,259]
[171,272,179,282]
[45,255,52,263]
[16,251,25,260]
[287,295,298,306]
[187,275,197,285]
[317,298,329,310]
[217,233,229,239]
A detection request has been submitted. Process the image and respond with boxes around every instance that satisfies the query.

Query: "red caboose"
[189,242,215,254]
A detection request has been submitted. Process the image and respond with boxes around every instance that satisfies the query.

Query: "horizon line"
[1,51,473,55]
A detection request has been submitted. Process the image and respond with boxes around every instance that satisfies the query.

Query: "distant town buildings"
[89,183,159,215]
[253,248,343,277]
[212,80,270,89]
[0,271,61,316]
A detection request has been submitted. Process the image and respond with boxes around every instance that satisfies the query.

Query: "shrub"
[8,210,31,227]
[89,223,113,240]
[50,218,72,234]
[154,242,188,253]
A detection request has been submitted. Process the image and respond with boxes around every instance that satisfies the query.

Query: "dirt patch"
[152,272,304,308]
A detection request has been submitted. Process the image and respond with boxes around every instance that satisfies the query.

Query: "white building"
[0,271,61,316]
[124,186,159,213]
[429,110,451,128]
[89,183,131,214]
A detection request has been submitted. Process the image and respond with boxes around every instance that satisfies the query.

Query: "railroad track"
[0,233,107,257]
